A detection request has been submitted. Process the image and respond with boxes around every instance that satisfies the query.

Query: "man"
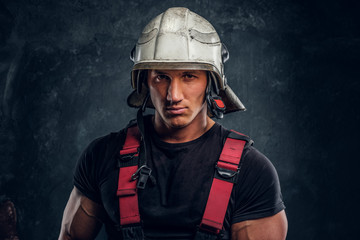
[59,7,287,240]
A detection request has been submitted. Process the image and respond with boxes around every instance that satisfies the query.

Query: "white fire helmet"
[127,7,246,118]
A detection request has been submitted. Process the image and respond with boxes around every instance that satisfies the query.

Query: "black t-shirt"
[74,117,285,239]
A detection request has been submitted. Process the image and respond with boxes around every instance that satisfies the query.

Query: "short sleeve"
[73,136,108,204]
[231,146,285,223]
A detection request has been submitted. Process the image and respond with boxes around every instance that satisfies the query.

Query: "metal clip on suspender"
[215,164,239,183]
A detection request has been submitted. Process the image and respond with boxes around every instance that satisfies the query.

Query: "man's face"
[147,69,208,129]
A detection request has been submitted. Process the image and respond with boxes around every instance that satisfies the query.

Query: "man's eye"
[184,74,196,79]
[155,75,169,81]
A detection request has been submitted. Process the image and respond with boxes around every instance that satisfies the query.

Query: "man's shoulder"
[75,122,133,173]
[231,144,285,222]
[83,121,135,155]
[217,124,274,167]
[239,145,279,184]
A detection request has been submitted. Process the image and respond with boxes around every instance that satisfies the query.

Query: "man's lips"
[165,107,186,115]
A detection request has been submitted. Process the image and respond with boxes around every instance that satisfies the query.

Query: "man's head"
[127,7,246,118]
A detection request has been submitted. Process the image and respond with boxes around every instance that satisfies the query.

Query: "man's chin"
[163,115,190,129]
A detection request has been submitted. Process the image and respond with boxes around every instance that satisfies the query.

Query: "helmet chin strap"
[141,91,150,112]
[133,91,156,189]
[137,90,150,143]
[206,72,226,119]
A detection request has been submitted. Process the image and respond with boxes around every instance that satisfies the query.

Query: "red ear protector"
[207,95,226,119]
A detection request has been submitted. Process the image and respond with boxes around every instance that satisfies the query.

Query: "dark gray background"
[0,0,359,239]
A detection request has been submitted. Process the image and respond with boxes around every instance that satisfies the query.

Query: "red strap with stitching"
[200,132,247,234]
[117,126,141,225]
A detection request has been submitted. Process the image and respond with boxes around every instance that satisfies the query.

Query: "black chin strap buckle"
[131,165,156,189]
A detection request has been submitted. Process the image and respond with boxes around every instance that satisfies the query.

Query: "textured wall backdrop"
[0,0,359,239]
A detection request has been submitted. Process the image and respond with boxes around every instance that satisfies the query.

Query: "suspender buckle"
[131,165,156,189]
[118,147,140,167]
[215,164,239,183]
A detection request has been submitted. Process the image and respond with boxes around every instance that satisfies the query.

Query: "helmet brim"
[131,62,221,89]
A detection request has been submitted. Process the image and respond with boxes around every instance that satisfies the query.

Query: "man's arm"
[58,187,104,240]
[231,210,288,240]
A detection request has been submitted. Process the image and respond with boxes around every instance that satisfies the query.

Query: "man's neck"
[152,113,215,144]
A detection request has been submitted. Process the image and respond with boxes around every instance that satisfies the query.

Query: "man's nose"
[167,79,183,104]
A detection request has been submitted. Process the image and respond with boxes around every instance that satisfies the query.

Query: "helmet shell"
[128,7,246,114]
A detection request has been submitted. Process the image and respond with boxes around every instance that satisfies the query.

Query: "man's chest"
[97,128,230,238]
[99,152,218,227]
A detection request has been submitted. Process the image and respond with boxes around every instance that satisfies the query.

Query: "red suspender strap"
[200,131,247,234]
[117,126,141,226]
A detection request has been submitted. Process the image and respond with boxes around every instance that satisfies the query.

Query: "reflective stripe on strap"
[117,126,141,226]
[200,132,247,234]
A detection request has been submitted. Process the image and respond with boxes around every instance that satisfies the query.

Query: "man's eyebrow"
[153,70,202,75]
[154,70,167,75]
[182,71,201,74]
